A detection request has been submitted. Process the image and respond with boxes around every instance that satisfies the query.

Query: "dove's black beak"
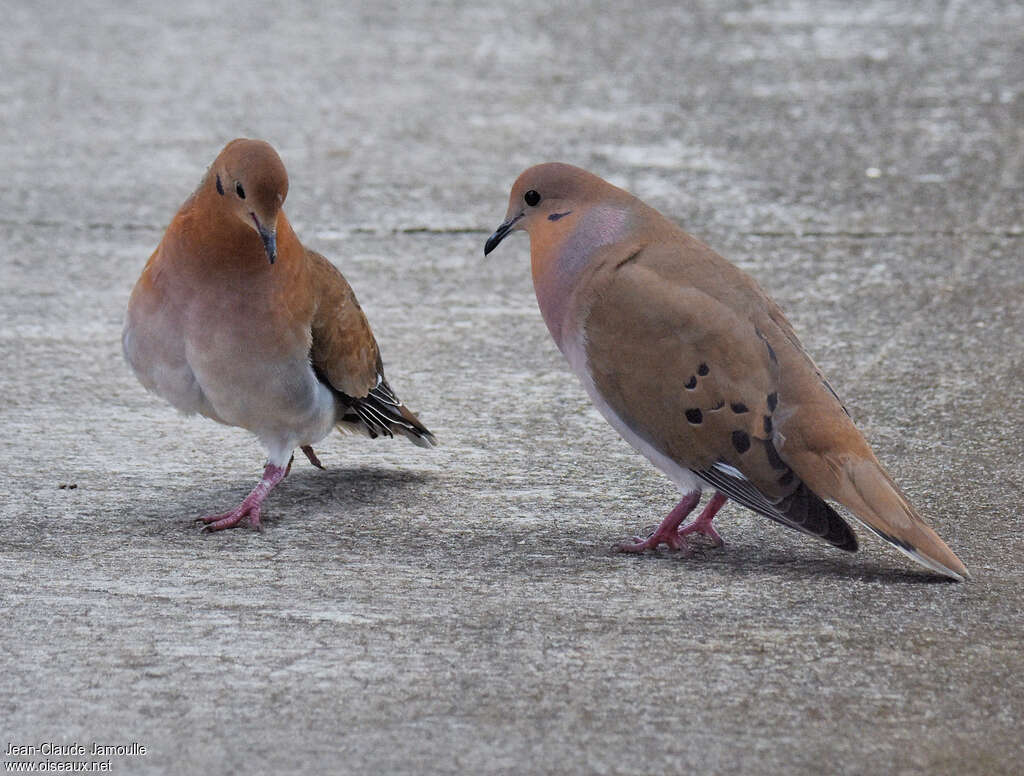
[251,214,277,264]
[484,213,523,256]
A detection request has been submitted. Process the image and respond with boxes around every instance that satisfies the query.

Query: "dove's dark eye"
[524,190,541,207]
[215,175,224,196]
[235,182,246,199]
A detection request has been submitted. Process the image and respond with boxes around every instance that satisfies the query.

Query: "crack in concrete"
[2,219,1021,239]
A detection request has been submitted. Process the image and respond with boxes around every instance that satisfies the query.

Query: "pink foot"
[678,491,727,547]
[617,492,701,553]
[197,463,286,532]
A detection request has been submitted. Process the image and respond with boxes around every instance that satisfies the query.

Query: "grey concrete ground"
[2,1,1022,774]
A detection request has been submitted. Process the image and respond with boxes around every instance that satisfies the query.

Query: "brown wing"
[305,249,435,448]
[584,254,791,500]
[582,240,856,549]
[306,249,381,399]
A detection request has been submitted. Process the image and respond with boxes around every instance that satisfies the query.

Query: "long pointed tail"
[832,456,968,581]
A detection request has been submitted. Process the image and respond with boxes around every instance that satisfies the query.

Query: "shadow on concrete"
[128,466,437,533]
[601,540,956,585]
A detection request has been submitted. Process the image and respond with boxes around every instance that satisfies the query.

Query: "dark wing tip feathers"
[777,482,858,551]
[698,463,857,552]
[345,376,436,448]
[313,363,435,447]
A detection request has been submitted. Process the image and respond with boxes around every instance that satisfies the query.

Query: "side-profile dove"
[124,138,434,530]
[485,162,967,581]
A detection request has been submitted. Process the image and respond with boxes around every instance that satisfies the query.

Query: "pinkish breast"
[533,205,630,350]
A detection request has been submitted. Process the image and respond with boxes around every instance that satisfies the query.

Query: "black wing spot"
[697,363,710,376]
[767,392,778,412]
[731,430,751,454]
[684,376,697,390]
[685,408,703,424]
[730,402,748,414]
[755,327,778,363]
[764,439,788,470]
[763,415,773,435]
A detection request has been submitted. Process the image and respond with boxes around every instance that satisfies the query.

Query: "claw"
[616,491,730,556]
[193,463,285,532]
[678,492,728,547]
[616,492,701,554]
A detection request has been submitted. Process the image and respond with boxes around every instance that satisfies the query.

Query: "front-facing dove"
[124,138,434,530]
[485,162,967,580]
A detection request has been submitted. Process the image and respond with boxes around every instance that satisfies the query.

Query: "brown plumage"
[485,162,967,580]
[124,138,433,530]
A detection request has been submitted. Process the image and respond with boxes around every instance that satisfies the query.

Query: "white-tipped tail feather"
[337,375,436,449]
[831,456,968,581]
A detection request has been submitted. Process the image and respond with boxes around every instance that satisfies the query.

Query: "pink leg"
[300,445,325,469]
[617,492,701,553]
[197,463,287,532]
[678,491,727,547]
[285,446,324,477]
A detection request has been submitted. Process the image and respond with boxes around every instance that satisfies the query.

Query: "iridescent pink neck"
[533,205,629,349]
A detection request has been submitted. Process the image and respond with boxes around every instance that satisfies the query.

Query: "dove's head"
[485,163,637,345]
[485,163,605,256]
[210,138,289,264]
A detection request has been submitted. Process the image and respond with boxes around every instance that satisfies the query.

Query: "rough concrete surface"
[1,1,1022,774]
